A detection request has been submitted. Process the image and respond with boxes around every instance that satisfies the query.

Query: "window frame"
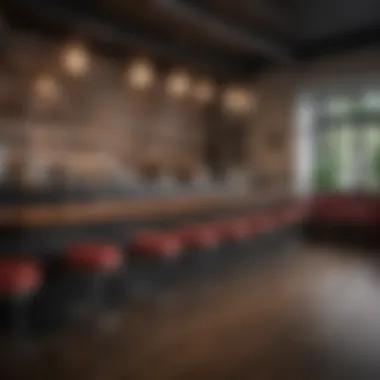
[297,77,380,194]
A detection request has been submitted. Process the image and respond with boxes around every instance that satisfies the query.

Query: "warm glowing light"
[61,43,90,77]
[126,58,155,91]
[32,75,61,104]
[193,79,216,104]
[222,87,254,115]
[165,69,192,99]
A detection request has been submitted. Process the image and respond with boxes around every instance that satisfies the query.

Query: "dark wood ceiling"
[93,0,293,61]
[2,0,380,79]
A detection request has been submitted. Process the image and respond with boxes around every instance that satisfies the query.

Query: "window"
[326,96,355,116]
[362,126,380,189]
[306,84,380,193]
[314,128,341,190]
[339,127,356,189]
[361,91,380,111]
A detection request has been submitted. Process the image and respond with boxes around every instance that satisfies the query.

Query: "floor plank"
[2,245,380,379]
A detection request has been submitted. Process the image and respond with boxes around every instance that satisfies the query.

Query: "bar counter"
[0,190,291,228]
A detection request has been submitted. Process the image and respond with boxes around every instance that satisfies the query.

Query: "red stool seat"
[281,206,301,225]
[279,207,291,224]
[0,259,43,297]
[297,202,311,221]
[271,210,284,229]
[250,214,275,234]
[64,243,123,273]
[130,232,182,259]
[217,219,251,243]
[176,225,219,250]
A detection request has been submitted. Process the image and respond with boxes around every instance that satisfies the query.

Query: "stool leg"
[12,296,27,348]
[12,295,38,355]
[181,249,217,289]
[179,251,199,287]
[128,260,160,303]
[5,295,36,379]
[90,275,119,380]
[127,260,177,303]
[106,267,129,310]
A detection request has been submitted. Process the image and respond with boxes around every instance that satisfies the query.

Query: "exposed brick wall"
[0,32,217,187]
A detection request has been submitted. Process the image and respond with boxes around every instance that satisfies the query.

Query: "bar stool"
[0,259,43,361]
[320,199,349,245]
[266,208,287,253]
[307,196,334,242]
[332,196,352,245]
[347,198,373,248]
[217,218,252,271]
[34,243,123,332]
[127,231,182,301]
[247,212,278,261]
[278,205,302,251]
[175,224,220,285]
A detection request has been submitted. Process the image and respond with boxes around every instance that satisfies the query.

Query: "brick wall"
[0,32,220,187]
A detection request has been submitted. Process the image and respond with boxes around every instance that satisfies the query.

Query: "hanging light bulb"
[165,69,192,99]
[193,78,216,104]
[61,42,90,77]
[32,74,61,104]
[126,58,155,91]
[222,86,254,115]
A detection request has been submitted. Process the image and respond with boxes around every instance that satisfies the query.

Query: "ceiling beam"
[296,23,380,60]
[242,0,291,33]
[2,0,248,78]
[156,0,293,61]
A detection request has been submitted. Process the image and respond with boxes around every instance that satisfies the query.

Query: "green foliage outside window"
[314,128,341,191]
[314,165,337,190]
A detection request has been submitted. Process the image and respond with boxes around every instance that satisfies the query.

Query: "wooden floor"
[2,244,380,380]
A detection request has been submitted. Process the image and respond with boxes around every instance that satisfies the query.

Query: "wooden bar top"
[0,190,292,228]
